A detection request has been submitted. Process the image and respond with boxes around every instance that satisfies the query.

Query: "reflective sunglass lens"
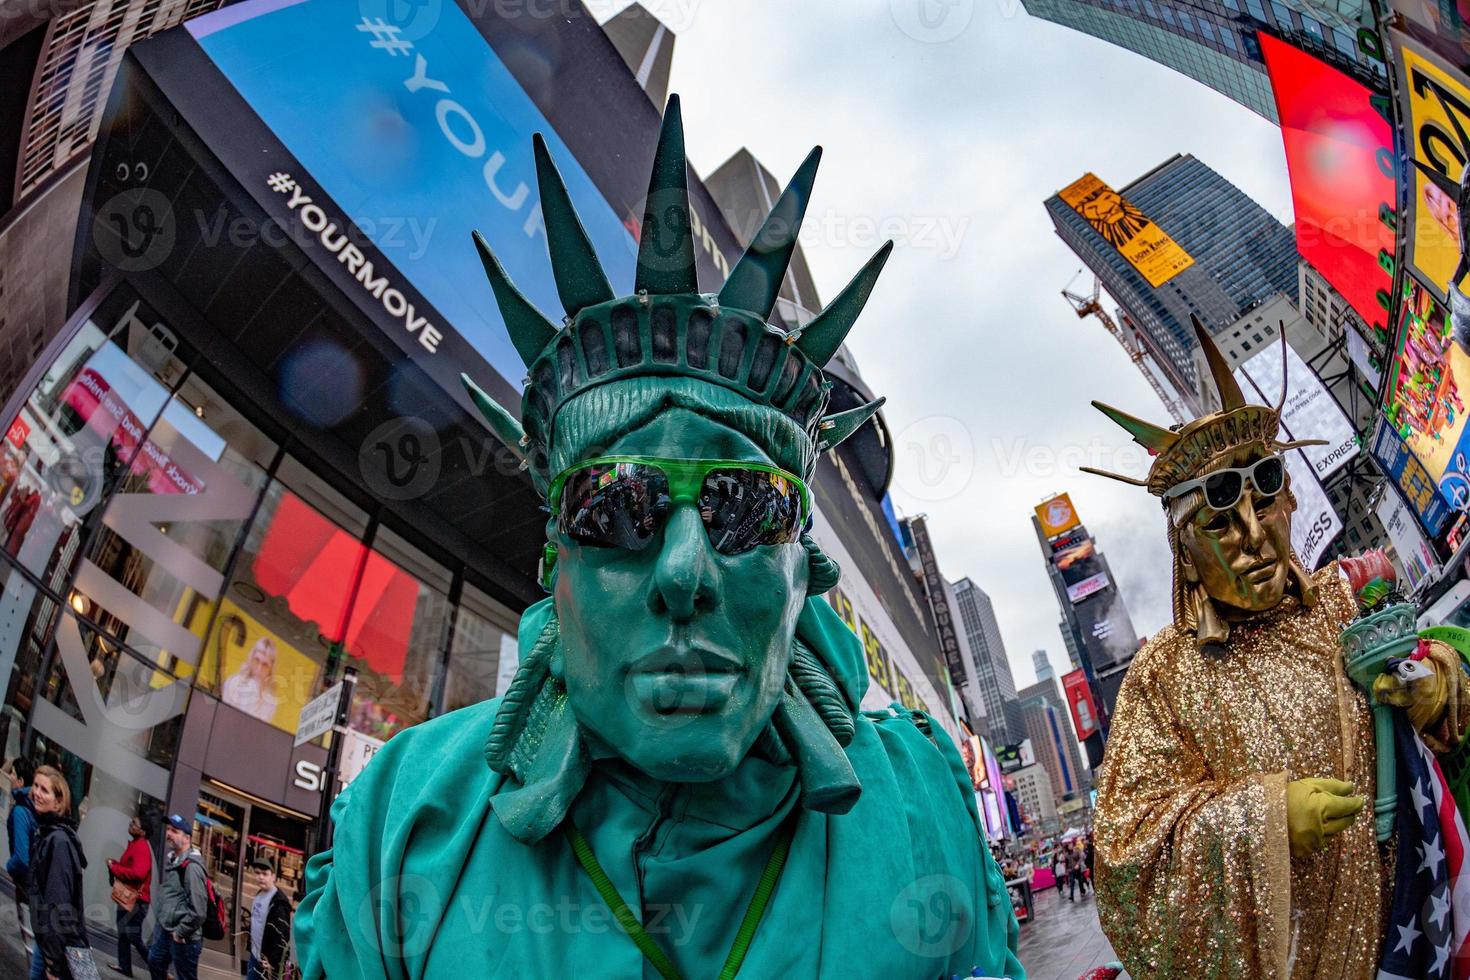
[558,463,670,549]
[1202,470,1243,510]
[1253,457,1285,496]
[699,468,805,555]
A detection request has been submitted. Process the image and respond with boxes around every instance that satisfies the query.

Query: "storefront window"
[342,528,453,740]
[202,457,369,735]
[442,582,518,714]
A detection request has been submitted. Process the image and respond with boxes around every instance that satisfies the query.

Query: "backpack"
[174,857,227,941]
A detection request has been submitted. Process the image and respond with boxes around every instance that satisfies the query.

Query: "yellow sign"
[1396,33,1470,300]
[1035,493,1081,538]
[194,598,323,735]
[1059,173,1195,287]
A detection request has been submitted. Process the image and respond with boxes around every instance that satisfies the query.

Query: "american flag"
[1378,714,1470,980]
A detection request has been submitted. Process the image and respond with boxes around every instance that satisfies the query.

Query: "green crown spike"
[533,134,614,316]
[634,95,698,295]
[718,146,822,321]
[817,398,885,452]
[461,373,527,462]
[465,96,890,491]
[792,240,893,365]
[473,230,557,364]
[1089,399,1179,454]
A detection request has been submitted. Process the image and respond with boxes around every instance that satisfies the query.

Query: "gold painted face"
[1176,447,1295,615]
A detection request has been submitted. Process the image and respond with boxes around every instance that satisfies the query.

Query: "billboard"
[1062,669,1101,740]
[1371,417,1456,537]
[1073,586,1140,673]
[908,515,969,704]
[1058,173,1195,287]
[1260,35,1395,333]
[1065,571,1110,605]
[1394,32,1470,304]
[1236,343,1358,482]
[1377,485,1442,591]
[1035,494,1081,538]
[1383,278,1470,521]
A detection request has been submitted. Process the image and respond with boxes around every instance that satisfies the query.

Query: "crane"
[1061,272,1187,425]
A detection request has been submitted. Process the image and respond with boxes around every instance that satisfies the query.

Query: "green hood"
[293,598,1023,979]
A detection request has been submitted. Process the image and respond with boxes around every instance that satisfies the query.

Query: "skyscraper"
[1046,154,1299,413]
[1018,678,1090,799]
[1033,650,1055,682]
[1021,696,1082,805]
[952,578,1025,745]
[1020,0,1379,123]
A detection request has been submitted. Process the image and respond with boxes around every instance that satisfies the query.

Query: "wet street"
[1017,884,1128,980]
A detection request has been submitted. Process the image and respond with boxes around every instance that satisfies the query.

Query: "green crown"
[461,95,890,489]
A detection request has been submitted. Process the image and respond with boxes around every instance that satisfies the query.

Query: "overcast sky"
[633,0,1295,692]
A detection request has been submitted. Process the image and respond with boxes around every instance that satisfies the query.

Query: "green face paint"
[551,408,808,782]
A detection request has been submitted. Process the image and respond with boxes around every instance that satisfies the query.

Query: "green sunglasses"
[548,455,812,560]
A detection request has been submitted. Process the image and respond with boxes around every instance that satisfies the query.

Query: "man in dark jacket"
[6,757,36,952]
[148,814,207,980]
[247,859,292,980]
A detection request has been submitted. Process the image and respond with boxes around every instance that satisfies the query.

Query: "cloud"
[658,0,1290,689]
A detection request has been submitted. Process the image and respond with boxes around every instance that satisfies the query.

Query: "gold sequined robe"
[1095,563,1382,979]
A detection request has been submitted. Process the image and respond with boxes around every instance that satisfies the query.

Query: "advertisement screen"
[1236,343,1358,481]
[1371,416,1455,537]
[1260,35,1395,332]
[1062,669,1100,740]
[1035,493,1081,538]
[188,0,640,390]
[1058,173,1195,287]
[1073,586,1139,672]
[1395,0,1470,76]
[1383,278,1470,519]
[1394,32,1470,303]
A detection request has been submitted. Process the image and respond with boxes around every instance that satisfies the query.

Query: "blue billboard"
[1371,418,1454,537]
[187,0,638,388]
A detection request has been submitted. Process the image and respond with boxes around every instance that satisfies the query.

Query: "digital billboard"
[1371,416,1456,537]
[1394,32,1470,304]
[1236,342,1358,481]
[1383,277,1470,525]
[1073,587,1139,673]
[1035,493,1081,538]
[1260,35,1395,333]
[1058,173,1195,287]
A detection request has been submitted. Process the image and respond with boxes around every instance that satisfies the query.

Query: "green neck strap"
[563,814,797,980]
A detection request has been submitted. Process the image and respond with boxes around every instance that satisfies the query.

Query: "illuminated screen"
[1383,277,1470,521]
[1260,34,1395,332]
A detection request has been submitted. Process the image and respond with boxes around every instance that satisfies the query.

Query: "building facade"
[1012,762,1059,836]
[1017,678,1090,800]
[952,577,1024,745]
[1021,0,1378,122]
[1046,154,1300,414]
[1021,696,1081,811]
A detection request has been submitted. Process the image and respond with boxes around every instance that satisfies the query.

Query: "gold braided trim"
[1261,769,1292,974]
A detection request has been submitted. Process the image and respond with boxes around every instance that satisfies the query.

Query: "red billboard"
[1261,34,1395,334]
[1063,669,1101,740]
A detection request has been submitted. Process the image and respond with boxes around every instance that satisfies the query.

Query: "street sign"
[295,681,343,747]
[337,728,385,790]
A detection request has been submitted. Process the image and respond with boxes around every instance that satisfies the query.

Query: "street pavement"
[0,896,237,980]
[1017,882,1129,980]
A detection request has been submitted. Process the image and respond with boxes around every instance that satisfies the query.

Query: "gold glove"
[1373,647,1455,735]
[1286,777,1364,858]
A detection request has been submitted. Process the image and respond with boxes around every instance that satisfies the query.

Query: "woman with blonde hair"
[222,636,280,724]
[29,764,98,980]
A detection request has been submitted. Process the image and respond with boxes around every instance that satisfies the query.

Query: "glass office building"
[1045,153,1300,407]
[1022,0,1377,122]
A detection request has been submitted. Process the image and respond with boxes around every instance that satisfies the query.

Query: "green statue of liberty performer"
[293,97,1024,980]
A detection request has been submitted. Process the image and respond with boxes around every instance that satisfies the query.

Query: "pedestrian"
[1066,841,1088,902]
[6,757,37,954]
[29,764,99,980]
[106,814,154,977]
[147,814,207,980]
[1084,833,1096,888]
[1051,850,1065,897]
[246,859,293,980]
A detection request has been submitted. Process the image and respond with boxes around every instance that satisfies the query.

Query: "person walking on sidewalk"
[29,765,98,980]
[6,757,37,956]
[246,859,292,980]
[148,815,206,980]
[106,815,153,977]
[1065,842,1088,902]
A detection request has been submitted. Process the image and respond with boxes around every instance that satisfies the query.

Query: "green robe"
[293,598,1024,979]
